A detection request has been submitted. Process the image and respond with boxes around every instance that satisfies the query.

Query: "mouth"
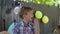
[31,17,34,21]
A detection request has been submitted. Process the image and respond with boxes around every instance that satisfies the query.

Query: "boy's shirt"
[13,20,35,34]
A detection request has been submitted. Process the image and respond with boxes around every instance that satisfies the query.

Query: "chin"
[29,18,33,22]
[30,19,32,21]
[29,20,31,21]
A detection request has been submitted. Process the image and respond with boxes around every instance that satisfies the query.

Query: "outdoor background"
[0,0,60,34]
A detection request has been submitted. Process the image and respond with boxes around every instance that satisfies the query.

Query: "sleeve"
[13,23,20,34]
[34,21,40,34]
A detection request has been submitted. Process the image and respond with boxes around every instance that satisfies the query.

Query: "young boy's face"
[25,11,33,21]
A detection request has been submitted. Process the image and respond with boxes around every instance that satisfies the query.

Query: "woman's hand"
[34,18,40,34]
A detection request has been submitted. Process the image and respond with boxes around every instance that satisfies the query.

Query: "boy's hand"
[34,18,40,34]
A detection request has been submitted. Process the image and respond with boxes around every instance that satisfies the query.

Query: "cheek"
[27,14,33,20]
[28,15,32,18]
[29,16,32,20]
[27,15,31,20]
[28,16,31,19]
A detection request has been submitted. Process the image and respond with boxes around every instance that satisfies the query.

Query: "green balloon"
[29,0,32,2]
[35,11,43,19]
[45,1,49,5]
[37,0,41,4]
[33,0,37,4]
[41,0,45,4]
[37,1,40,4]
[24,0,27,2]
[49,2,54,6]
[32,0,35,3]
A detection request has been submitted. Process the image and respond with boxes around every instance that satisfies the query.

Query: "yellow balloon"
[42,15,49,24]
[35,11,43,19]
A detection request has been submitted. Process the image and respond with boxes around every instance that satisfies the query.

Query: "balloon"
[26,0,29,2]
[41,0,45,4]
[49,2,54,6]
[24,0,26,2]
[42,15,49,24]
[33,0,38,4]
[45,1,49,5]
[29,0,32,2]
[35,10,43,19]
[13,5,22,14]
[37,1,40,4]
[32,0,35,3]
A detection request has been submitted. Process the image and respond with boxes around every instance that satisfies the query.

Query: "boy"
[13,6,40,34]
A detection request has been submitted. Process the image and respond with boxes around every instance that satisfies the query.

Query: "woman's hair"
[19,6,32,19]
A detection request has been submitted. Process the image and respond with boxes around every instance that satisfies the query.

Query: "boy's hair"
[19,6,32,19]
